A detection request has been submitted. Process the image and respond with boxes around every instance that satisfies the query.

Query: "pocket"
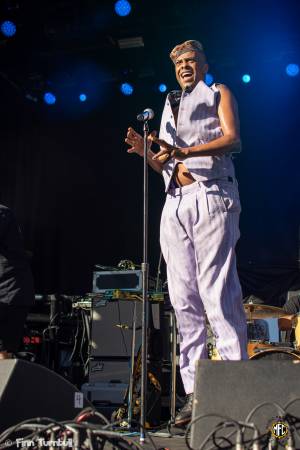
[204,181,227,216]
[204,179,241,216]
[217,179,241,213]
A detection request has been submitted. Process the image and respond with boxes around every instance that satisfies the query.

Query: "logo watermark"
[268,416,290,445]
[5,438,73,448]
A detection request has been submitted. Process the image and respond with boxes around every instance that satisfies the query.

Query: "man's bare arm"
[151,85,241,161]
[187,84,241,156]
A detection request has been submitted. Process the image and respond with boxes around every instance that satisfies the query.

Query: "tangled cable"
[0,408,158,450]
[184,399,300,450]
[2,400,300,449]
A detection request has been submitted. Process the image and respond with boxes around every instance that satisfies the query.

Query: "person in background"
[283,293,300,314]
[0,204,34,359]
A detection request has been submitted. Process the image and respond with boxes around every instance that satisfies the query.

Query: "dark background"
[0,0,299,303]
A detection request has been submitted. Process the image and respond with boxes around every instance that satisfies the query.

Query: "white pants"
[160,179,248,394]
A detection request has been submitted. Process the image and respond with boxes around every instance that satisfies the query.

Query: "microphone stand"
[140,119,150,442]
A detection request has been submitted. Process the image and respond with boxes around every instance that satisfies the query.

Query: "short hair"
[170,40,206,64]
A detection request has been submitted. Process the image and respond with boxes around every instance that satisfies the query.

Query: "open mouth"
[180,71,193,81]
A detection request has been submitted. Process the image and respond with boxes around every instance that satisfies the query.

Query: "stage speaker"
[191,359,300,449]
[0,359,92,433]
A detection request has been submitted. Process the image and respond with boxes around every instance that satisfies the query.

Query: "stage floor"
[104,428,189,449]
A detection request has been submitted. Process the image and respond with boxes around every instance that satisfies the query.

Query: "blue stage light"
[205,73,214,86]
[286,63,299,77]
[114,0,131,17]
[120,82,133,96]
[43,92,56,105]
[158,84,167,93]
[242,74,251,83]
[1,20,16,37]
[79,94,87,102]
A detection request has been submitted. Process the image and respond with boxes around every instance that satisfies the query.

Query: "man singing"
[125,40,248,426]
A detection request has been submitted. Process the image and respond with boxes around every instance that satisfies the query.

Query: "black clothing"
[0,205,34,352]
[0,205,34,306]
[0,304,29,352]
[174,393,193,427]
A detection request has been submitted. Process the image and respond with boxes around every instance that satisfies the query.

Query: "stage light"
[120,82,133,96]
[286,63,299,77]
[43,92,56,105]
[242,74,251,83]
[114,0,131,17]
[79,94,87,102]
[158,83,167,93]
[1,20,16,37]
[205,73,214,86]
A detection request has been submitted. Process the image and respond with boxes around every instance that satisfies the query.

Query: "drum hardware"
[247,341,277,358]
[209,337,300,360]
[250,347,300,360]
[206,304,300,359]
[247,319,272,342]
[244,303,289,320]
[243,302,300,357]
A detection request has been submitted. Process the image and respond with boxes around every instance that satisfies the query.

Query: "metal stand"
[127,301,137,427]
[140,120,150,442]
[170,311,177,424]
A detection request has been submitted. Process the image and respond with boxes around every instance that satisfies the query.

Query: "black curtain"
[1,64,300,302]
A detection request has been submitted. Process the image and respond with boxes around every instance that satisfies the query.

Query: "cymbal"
[244,303,289,319]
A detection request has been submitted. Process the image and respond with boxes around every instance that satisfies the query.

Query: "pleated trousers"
[160,179,248,394]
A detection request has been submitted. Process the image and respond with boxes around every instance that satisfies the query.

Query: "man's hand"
[125,127,156,157]
[149,135,189,163]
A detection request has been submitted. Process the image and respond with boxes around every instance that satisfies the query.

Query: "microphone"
[137,108,154,121]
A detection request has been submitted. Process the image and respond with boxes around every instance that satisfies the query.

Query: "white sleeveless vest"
[159,80,238,192]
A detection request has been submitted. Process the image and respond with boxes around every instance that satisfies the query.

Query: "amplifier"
[92,270,142,293]
[90,298,142,358]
